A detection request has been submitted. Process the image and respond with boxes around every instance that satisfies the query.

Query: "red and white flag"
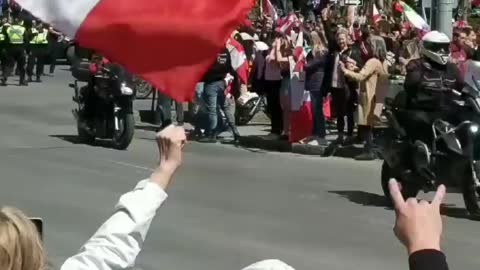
[262,0,279,21]
[226,38,248,85]
[15,0,253,102]
[373,4,381,24]
[275,13,299,34]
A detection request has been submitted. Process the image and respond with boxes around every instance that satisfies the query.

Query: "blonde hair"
[0,207,46,270]
[310,31,327,57]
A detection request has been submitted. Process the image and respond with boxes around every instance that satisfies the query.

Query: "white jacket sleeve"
[60,179,168,270]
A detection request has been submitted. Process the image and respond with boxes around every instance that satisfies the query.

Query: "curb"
[239,128,388,158]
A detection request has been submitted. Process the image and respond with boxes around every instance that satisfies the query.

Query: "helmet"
[420,31,451,65]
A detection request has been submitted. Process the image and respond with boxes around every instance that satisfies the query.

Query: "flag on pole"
[275,13,300,34]
[399,1,430,31]
[15,0,253,102]
[373,4,381,24]
[262,0,279,21]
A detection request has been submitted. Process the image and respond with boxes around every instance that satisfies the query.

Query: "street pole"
[433,0,453,38]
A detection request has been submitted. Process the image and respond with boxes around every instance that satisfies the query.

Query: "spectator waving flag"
[15,0,253,102]
[399,1,430,31]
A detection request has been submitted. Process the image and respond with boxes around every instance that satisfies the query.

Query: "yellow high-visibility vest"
[7,25,25,44]
[30,29,48,44]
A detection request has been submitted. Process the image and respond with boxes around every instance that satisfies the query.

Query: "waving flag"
[399,1,430,31]
[15,0,253,102]
[226,38,248,84]
[275,13,300,34]
[373,4,381,24]
[262,0,279,21]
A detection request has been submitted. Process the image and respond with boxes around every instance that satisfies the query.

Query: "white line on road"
[107,160,153,172]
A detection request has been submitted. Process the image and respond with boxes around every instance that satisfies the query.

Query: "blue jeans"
[203,80,226,136]
[310,91,326,138]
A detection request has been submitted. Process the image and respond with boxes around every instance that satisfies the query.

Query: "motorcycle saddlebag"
[71,62,92,82]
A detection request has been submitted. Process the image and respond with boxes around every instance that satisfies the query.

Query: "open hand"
[150,125,186,190]
[389,179,445,255]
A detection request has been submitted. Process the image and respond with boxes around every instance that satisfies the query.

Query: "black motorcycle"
[381,85,480,218]
[70,63,135,150]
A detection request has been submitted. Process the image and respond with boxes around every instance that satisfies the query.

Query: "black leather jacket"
[404,58,464,111]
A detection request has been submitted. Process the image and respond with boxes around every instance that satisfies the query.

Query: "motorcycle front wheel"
[461,165,480,219]
[77,122,95,144]
[112,113,135,150]
[381,161,420,205]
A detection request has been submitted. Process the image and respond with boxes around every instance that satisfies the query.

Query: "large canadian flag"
[15,0,253,101]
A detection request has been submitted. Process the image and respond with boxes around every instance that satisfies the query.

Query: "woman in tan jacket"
[341,36,389,160]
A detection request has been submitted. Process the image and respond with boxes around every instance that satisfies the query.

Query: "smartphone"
[30,218,44,240]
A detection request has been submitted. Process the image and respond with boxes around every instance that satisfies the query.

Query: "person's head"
[310,31,327,58]
[0,207,46,270]
[369,36,388,61]
[421,30,451,65]
[453,31,467,46]
[463,27,476,46]
[400,26,409,38]
[1,17,7,24]
[336,30,348,50]
[360,24,370,41]
[13,17,22,24]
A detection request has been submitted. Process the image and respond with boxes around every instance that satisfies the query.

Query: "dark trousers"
[27,46,48,78]
[331,87,356,137]
[310,91,327,138]
[155,92,184,128]
[48,41,60,73]
[264,80,283,135]
[4,46,26,83]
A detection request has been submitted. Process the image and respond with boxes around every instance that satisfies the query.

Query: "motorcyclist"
[401,31,465,144]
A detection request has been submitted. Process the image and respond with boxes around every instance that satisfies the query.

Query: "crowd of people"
[0,6,65,86]
[181,1,480,162]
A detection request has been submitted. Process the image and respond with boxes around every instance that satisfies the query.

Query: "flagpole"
[259,0,263,16]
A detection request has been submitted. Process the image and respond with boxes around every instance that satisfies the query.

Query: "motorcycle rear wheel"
[381,161,420,205]
[235,97,260,126]
[134,78,153,99]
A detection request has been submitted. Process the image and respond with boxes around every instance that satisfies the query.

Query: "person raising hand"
[389,179,449,270]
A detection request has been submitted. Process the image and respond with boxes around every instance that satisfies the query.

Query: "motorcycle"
[235,92,270,126]
[381,63,480,218]
[70,62,135,150]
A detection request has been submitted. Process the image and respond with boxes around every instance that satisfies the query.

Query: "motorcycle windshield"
[105,63,136,91]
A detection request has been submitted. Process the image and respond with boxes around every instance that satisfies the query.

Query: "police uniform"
[3,21,27,85]
[0,23,8,79]
[27,27,48,82]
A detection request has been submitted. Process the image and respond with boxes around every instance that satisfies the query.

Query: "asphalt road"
[1,68,480,270]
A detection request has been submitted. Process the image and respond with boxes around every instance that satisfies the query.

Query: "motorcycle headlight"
[120,83,134,96]
[471,124,479,134]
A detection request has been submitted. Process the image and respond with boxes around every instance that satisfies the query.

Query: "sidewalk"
[133,103,385,159]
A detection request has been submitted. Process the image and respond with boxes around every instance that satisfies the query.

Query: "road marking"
[107,160,153,172]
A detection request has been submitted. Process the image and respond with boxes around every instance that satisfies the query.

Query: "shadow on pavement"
[49,135,114,149]
[329,190,474,221]
[135,125,159,133]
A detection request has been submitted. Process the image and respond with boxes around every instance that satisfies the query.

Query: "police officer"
[3,17,28,86]
[0,17,9,80]
[27,22,48,82]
